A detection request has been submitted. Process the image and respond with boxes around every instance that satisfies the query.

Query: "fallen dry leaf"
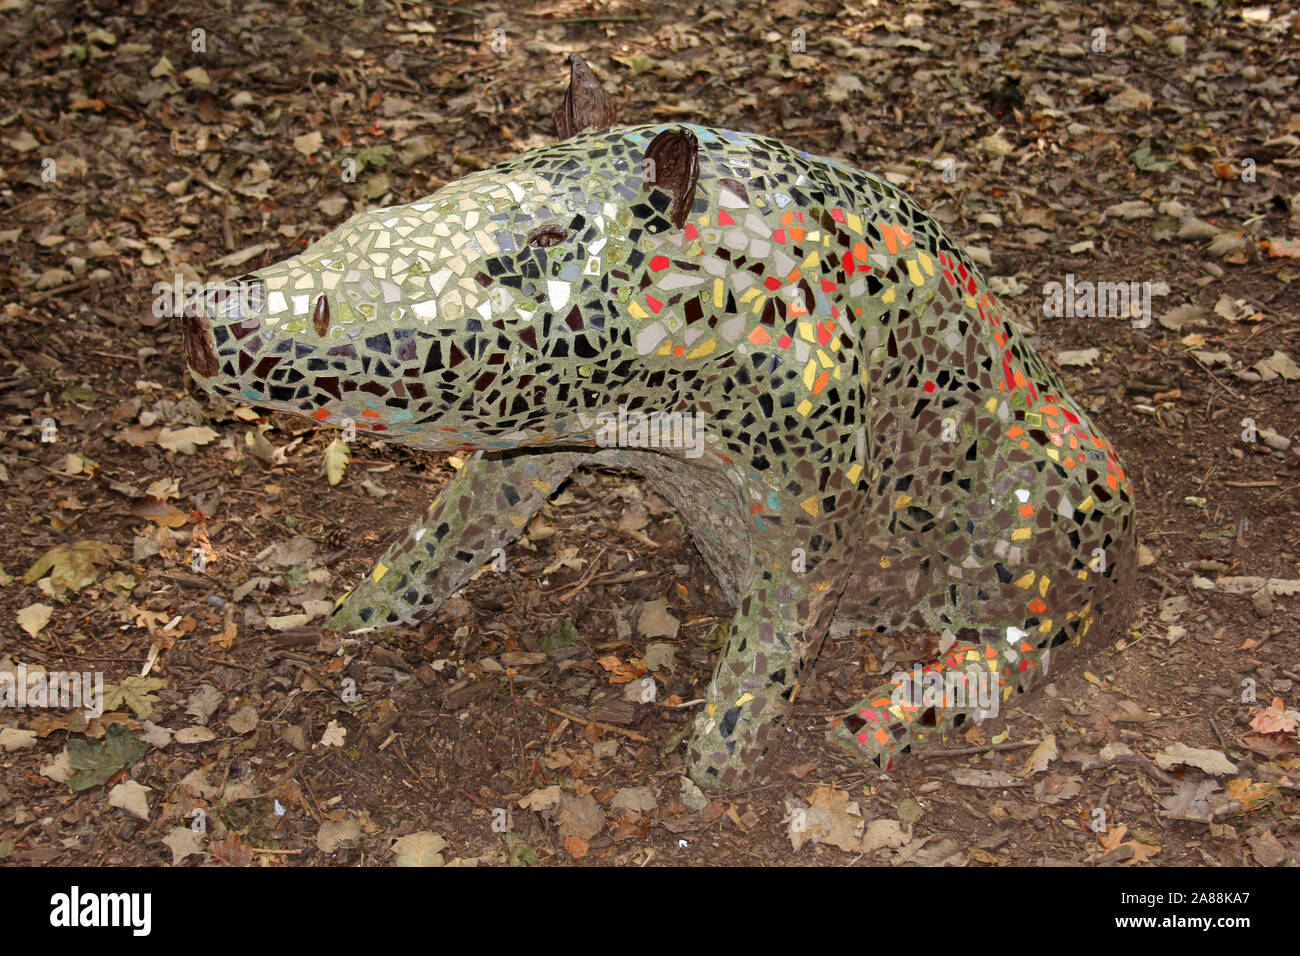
[1225,778,1276,812]
[1154,742,1237,775]
[1250,697,1297,735]
[156,425,219,454]
[596,654,645,684]
[17,603,53,637]
[1099,824,1161,863]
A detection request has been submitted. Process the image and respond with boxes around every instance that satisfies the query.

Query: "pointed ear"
[642,128,699,230]
[553,53,616,139]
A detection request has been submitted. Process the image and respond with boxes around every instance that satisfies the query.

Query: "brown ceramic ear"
[553,53,616,139]
[643,128,699,229]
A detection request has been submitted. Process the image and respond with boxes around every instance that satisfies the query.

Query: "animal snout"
[182,275,267,377]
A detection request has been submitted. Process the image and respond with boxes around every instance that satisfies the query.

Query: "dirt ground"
[1,0,1298,867]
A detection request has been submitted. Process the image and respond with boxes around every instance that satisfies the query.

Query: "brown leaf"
[207,833,254,867]
[1225,778,1276,811]
[1098,824,1160,863]
[1250,697,1296,735]
[1239,732,1300,759]
[554,792,604,839]
[609,811,651,842]
[116,424,160,446]
[129,496,189,527]
[1248,829,1286,867]
[595,655,645,684]
[1108,699,1157,722]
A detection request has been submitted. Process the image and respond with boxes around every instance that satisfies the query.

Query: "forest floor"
[0,0,1297,866]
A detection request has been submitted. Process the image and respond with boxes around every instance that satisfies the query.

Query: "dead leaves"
[554,792,604,841]
[517,785,561,813]
[785,786,956,863]
[391,832,448,867]
[513,781,661,860]
[161,827,206,864]
[1263,237,1300,258]
[108,779,152,821]
[1250,697,1298,735]
[207,834,254,867]
[1022,733,1059,776]
[318,720,346,748]
[22,539,123,596]
[1160,777,1228,823]
[1097,824,1160,864]
[1254,350,1300,382]
[292,130,323,157]
[1225,778,1277,813]
[65,723,147,791]
[155,425,219,454]
[101,676,168,720]
[129,495,189,527]
[595,655,645,684]
[16,603,53,637]
[787,785,863,852]
[951,767,1025,788]
[1154,743,1238,776]
[636,597,680,639]
[1105,85,1153,113]
[0,727,38,752]
[1240,697,1300,758]
[321,437,350,485]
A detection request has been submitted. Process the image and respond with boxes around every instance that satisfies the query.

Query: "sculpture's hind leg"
[329,449,585,632]
[829,585,1120,767]
[829,521,1135,766]
[828,431,1136,767]
[830,638,1014,766]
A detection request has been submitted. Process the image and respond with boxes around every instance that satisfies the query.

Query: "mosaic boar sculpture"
[183,55,1136,789]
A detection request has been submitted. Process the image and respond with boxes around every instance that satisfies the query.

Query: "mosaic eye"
[527,224,568,247]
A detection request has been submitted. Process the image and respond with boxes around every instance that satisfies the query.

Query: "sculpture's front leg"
[329,449,586,632]
[685,555,848,789]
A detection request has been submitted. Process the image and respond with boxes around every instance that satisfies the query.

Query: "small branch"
[1186,351,1245,402]
[522,14,646,22]
[430,3,487,17]
[915,739,1040,759]
[1137,756,1176,787]
[194,653,257,673]
[539,703,650,742]
[1209,718,1232,753]
[30,280,91,305]
[102,99,170,132]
